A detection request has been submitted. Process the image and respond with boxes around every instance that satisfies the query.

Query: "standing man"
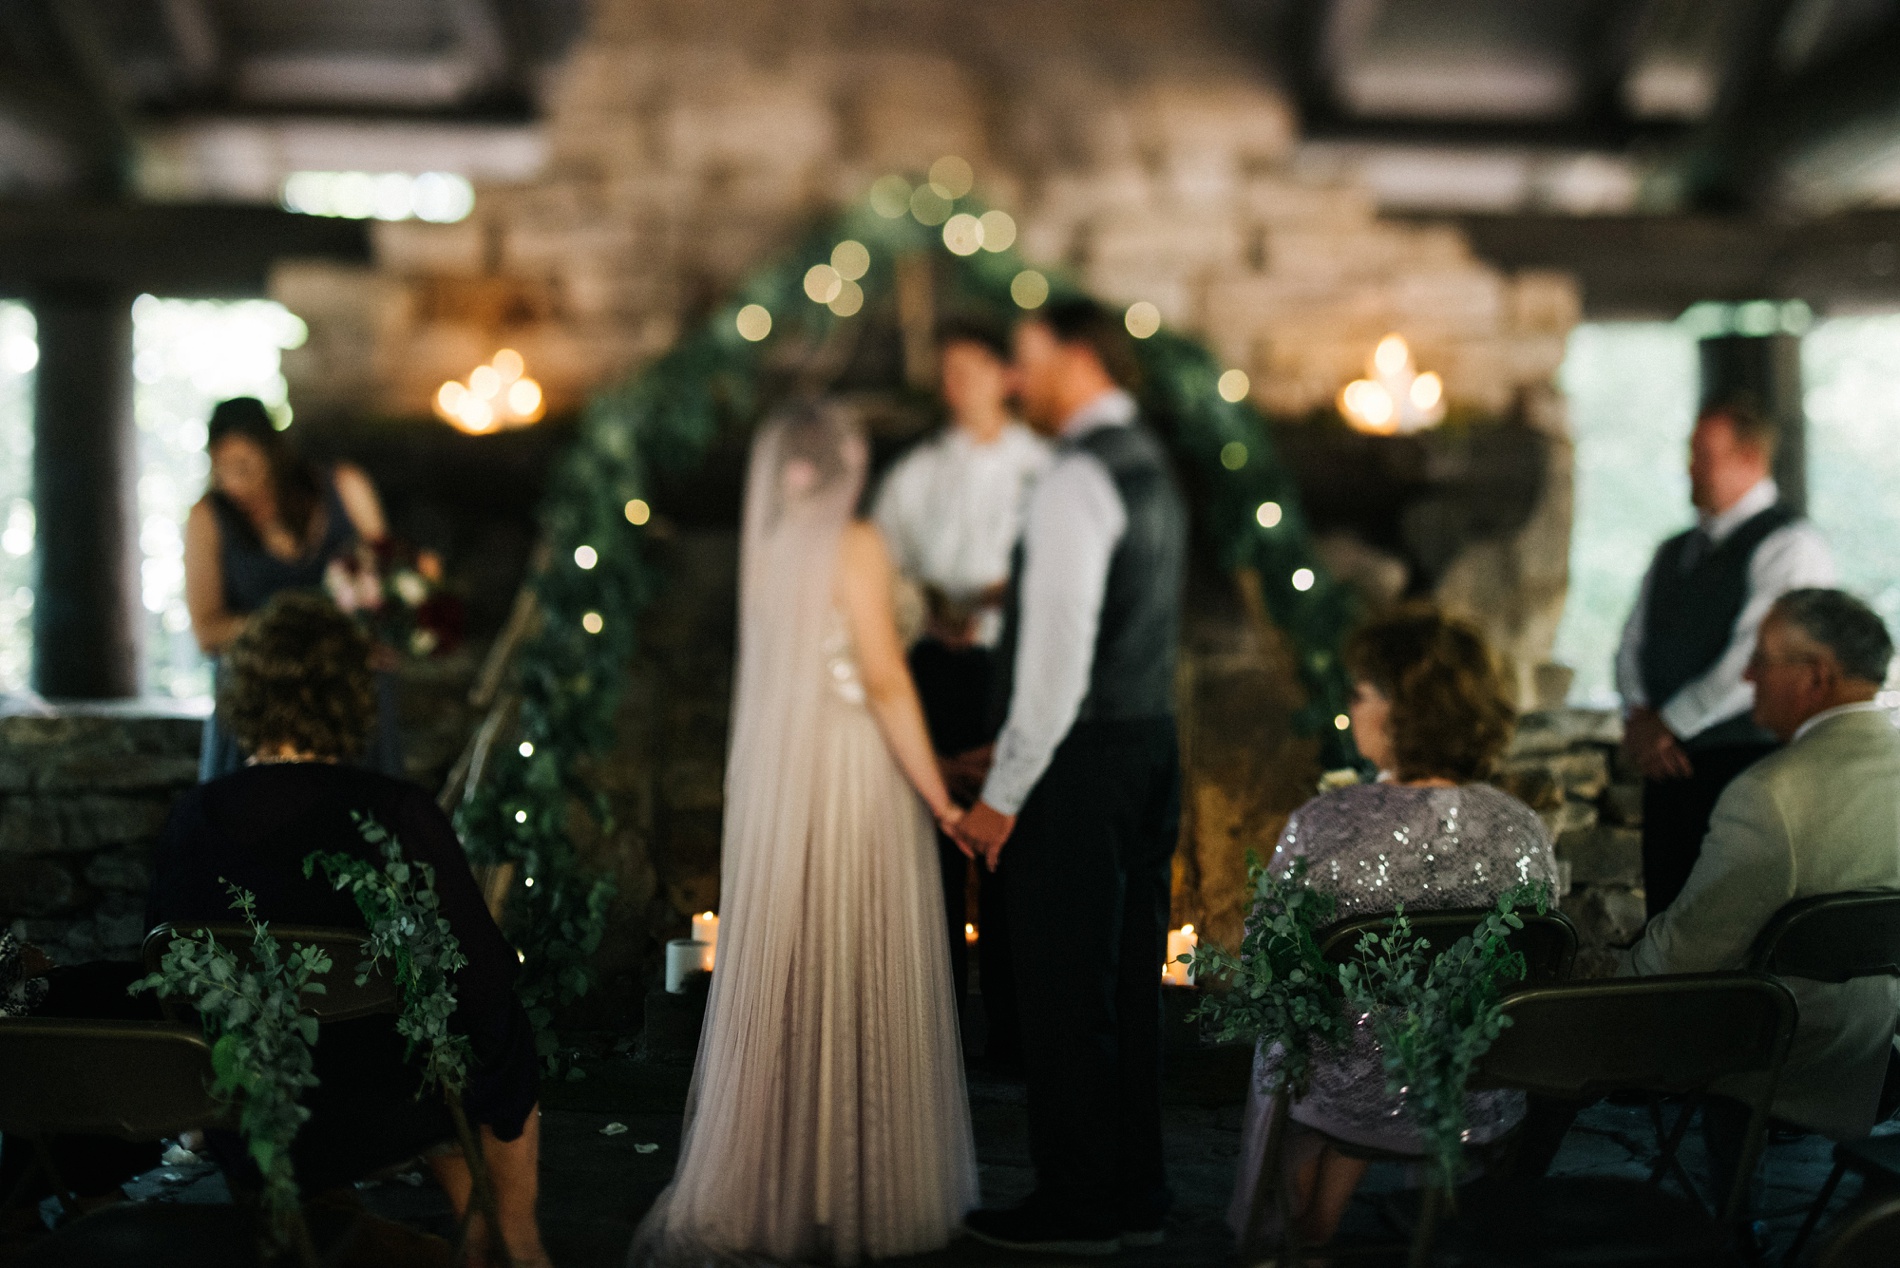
[873,317,1049,1069]
[1616,400,1835,917]
[954,298,1186,1255]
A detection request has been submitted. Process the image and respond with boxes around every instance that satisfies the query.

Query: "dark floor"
[10,1038,1891,1266]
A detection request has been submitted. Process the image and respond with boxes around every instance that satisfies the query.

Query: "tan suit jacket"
[1625,708,1900,1139]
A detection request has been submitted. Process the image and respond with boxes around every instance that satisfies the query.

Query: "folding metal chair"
[1241,906,1578,1265]
[1740,890,1900,1265]
[1423,972,1798,1267]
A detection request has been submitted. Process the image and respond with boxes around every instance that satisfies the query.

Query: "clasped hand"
[937,745,1016,871]
[1625,706,1693,780]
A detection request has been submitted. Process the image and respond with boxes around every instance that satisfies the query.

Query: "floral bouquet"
[324,539,465,658]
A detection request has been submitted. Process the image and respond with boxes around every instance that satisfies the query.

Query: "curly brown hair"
[220,590,375,760]
[1344,605,1515,783]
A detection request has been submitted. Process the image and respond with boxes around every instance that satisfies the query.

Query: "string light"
[928,156,975,199]
[518,741,535,757]
[514,810,527,823]
[1292,568,1316,592]
[624,499,651,525]
[1011,270,1049,309]
[1124,302,1161,339]
[828,280,864,317]
[978,210,1016,252]
[803,264,843,304]
[1256,501,1283,528]
[735,304,772,342]
[1221,442,1248,470]
[831,240,870,280]
[1334,714,1351,731]
[574,545,598,570]
[942,213,983,256]
[1218,369,1251,402]
[582,611,604,634]
[869,175,912,218]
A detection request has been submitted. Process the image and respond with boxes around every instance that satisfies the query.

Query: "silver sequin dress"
[1228,783,1559,1236]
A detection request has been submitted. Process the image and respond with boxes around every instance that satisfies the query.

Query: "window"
[133,296,309,699]
[0,302,34,693]
[1551,323,1698,707]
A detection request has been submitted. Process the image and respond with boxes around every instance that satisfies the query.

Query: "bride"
[629,403,980,1265]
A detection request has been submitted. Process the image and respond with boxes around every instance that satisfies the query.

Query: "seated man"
[1624,588,1900,1148]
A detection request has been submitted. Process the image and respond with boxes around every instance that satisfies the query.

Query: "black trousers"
[1641,741,1777,917]
[908,638,1018,1062]
[1004,717,1180,1228]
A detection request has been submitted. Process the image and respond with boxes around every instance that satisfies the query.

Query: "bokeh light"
[735,304,773,341]
[928,156,975,199]
[1011,270,1050,309]
[978,210,1016,252]
[1218,369,1251,402]
[831,240,870,281]
[1124,302,1161,339]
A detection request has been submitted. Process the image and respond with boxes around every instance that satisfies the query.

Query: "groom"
[952,297,1186,1255]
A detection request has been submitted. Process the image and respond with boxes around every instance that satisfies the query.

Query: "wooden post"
[29,283,140,698]
[1698,333,1806,515]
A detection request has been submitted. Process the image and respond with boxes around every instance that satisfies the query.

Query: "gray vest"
[992,420,1187,728]
[1640,502,1798,746]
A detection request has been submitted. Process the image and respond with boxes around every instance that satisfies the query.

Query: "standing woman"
[184,396,399,780]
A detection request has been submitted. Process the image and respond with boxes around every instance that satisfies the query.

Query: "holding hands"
[937,744,1017,870]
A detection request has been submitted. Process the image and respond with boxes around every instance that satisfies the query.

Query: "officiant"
[1616,400,1835,916]
[872,317,1050,1067]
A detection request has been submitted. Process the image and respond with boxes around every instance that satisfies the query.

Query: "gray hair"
[1771,589,1894,684]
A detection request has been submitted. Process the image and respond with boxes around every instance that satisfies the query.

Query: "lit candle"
[692,911,719,961]
[1163,924,1198,987]
[964,922,979,946]
[664,939,712,993]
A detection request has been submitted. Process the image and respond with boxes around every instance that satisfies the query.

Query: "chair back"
[1747,890,1900,983]
[1318,906,1578,985]
[0,1019,231,1140]
[142,923,400,1023]
[1472,972,1797,1224]
[1814,1192,1900,1268]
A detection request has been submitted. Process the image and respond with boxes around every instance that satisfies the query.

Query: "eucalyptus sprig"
[132,884,329,1247]
[1185,855,1346,1097]
[1338,883,1549,1191]
[303,812,472,1095]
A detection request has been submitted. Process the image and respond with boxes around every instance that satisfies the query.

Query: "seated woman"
[146,591,547,1268]
[1227,606,1560,1249]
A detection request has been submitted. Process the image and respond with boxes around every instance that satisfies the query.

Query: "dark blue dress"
[197,475,404,780]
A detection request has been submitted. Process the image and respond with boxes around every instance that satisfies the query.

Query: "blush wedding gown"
[628,406,978,1266]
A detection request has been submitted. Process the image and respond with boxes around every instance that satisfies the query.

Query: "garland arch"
[456,181,1357,1061]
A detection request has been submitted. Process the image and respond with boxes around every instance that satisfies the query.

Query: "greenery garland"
[456,174,1357,1057]
[1338,884,1548,1191]
[132,885,328,1252]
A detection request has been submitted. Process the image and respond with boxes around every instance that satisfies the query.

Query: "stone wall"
[272,0,1581,683]
[0,707,202,965]
[1493,708,1647,972]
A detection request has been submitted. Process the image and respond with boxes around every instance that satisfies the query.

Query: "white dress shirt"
[1615,478,1837,741]
[980,390,1135,816]
[872,421,1051,647]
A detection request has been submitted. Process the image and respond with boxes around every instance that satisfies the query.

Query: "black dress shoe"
[964,1205,1120,1256]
